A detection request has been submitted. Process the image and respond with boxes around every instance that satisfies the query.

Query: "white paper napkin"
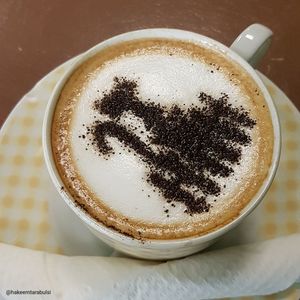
[0,234,299,300]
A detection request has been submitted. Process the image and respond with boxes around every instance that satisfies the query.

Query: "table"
[0,0,299,125]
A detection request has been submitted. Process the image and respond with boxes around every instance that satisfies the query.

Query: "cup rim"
[42,28,281,248]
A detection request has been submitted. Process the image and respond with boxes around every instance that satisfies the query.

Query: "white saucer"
[0,54,299,298]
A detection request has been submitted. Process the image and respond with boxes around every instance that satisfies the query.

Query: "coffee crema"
[52,38,273,239]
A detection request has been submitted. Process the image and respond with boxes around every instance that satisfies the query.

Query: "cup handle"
[230,23,273,67]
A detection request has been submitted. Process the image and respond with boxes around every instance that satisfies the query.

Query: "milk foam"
[70,52,258,224]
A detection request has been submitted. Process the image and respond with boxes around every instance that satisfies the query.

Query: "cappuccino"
[52,38,273,239]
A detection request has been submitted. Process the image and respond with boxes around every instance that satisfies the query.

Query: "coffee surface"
[52,38,273,239]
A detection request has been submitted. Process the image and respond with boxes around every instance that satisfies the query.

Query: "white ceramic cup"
[43,24,280,260]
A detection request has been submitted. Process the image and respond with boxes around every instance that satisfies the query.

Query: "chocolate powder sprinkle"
[84,77,256,214]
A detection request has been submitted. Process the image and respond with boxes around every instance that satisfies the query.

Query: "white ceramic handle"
[230,23,273,67]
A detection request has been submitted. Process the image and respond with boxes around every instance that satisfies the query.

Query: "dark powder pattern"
[83,77,256,214]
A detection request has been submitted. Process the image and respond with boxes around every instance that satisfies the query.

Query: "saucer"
[0,56,299,299]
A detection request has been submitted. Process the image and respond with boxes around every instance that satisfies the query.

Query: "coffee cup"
[43,24,280,260]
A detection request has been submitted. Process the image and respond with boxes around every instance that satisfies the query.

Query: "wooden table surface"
[0,0,299,125]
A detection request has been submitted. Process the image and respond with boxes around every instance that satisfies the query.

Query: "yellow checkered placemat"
[0,59,299,299]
